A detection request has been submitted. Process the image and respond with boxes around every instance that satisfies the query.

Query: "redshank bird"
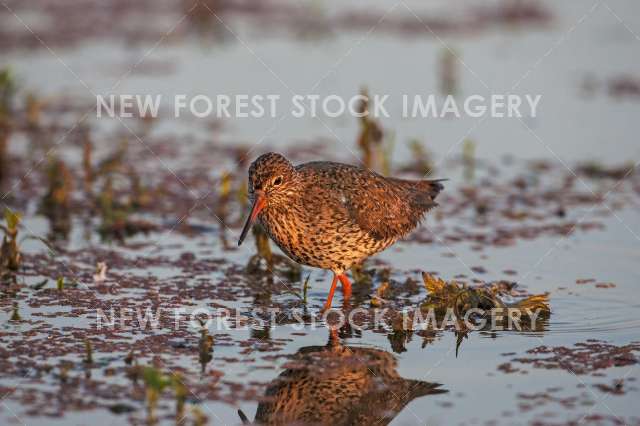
[238,329,446,424]
[238,152,444,310]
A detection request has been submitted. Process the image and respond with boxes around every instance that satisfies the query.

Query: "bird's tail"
[389,177,446,209]
[405,380,448,399]
[421,178,446,199]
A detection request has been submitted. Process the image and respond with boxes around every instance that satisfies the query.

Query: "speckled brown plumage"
[238,152,444,308]
[241,332,446,425]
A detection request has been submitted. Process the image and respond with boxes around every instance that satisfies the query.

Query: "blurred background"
[2,0,639,167]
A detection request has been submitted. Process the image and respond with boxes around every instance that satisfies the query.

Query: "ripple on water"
[546,296,640,335]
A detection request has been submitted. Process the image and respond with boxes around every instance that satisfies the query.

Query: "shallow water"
[1,1,640,425]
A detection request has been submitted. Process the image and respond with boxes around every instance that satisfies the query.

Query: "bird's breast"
[258,202,396,271]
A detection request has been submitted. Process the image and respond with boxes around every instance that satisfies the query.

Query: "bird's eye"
[273,176,283,186]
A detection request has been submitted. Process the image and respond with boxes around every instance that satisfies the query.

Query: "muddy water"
[1,1,640,425]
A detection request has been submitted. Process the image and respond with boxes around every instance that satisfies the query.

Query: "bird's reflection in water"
[240,328,447,425]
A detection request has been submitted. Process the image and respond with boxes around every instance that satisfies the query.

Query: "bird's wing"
[298,162,443,241]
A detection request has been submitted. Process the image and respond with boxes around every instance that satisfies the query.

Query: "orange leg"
[337,274,352,300]
[323,273,353,310]
[323,274,339,311]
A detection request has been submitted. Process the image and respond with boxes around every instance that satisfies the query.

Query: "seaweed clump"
[419,272,550,331]
[386,272,551,355]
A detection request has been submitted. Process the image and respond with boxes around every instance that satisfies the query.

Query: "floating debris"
[439,47,458,96]
[56,276,65,291]
[419,272,550,330]
[0,209,21,275]
[594,379,628,395]
[108,403,136,415]
[215,170,234,236]
[40,157,73,240]
[142,366,172,424]
[198,322,214,373]
[250,224,272,267]
[96,173,158,242]
[370,281,391,307]
[172,372,188,422]
[609,75,640,98]
[30,278,47,290]
[84,339,93,364]
[9,302,20,321]
[577,161,635,180]
[356,87,384,172]
[0,67,16,121]
[93,262,108,283]
[0,124,8,191]
[350,261,373,286]
[463,139,476,182]
[82,132,94,198]
[25,92,42,129]
[509,341,640,375]
[192,406,208,426]
[0,68,13,190]
[58,363,71,384]
[381,130,395,176]
[124,349,135,366]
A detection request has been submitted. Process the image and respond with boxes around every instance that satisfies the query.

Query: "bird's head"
[238,152,297,246]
